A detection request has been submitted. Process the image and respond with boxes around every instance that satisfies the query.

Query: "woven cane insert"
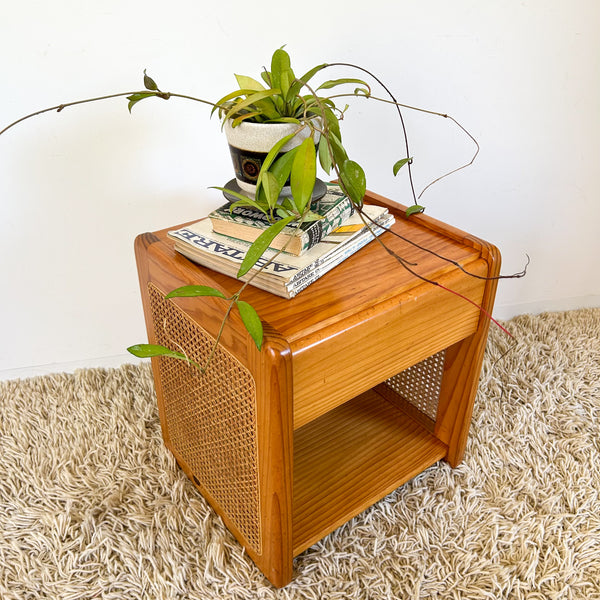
[384,350,446,421]
[147,283,262,554]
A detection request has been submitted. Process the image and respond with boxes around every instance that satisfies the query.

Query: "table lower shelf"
[292,387,448,556]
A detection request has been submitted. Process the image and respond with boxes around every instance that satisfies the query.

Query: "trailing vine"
[0,47,527,372]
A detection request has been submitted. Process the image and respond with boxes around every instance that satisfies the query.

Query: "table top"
[143,189,497,345]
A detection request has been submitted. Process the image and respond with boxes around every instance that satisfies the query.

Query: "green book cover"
[209,185,353,255]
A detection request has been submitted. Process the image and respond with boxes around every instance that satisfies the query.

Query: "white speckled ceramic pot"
[224,120,320,197]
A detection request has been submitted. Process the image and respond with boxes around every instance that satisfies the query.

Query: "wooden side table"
[134,189,501,587]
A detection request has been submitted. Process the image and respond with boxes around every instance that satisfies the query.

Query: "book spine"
[174,245,293,299]
[290,216,392,284]
[297,197,353,253]
[210,188,352,255]
[287,223,388,292]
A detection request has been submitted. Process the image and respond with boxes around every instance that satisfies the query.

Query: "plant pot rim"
[224,118,319,154]
[224,116,319,129]
[224,119,309,130]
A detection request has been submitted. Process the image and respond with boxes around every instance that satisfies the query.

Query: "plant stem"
[354,206,513,338]
[200,297,237,373]
[325,62,419,206]
[0,90,222,137]
[356,205,530,282]
[0,92,135,136]
[323,63,480,203]
[165,92,220,108]
[198,215,306,373]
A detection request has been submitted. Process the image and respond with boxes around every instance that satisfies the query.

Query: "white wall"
[1,0,599,377]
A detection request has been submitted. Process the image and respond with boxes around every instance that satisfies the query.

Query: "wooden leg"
[249,335,294,587]
[435,251,501,467]
[435,333,486,466]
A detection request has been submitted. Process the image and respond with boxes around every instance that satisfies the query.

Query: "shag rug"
[1,309,599,599]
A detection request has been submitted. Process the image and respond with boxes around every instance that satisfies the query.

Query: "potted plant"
[0,47,522,369]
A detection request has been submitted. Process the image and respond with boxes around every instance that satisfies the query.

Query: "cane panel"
[384,350,446,421]
[147,283,262,554]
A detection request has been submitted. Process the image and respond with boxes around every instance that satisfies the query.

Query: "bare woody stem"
[323,63,480,201]
[328,93,481,199]
[0,91,220,137]
[353,206,514,338]
[325,62,419,206]
[1,92,134,136]
[356,204,530,282]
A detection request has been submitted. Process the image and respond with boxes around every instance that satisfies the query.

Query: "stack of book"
[168,185,395,299]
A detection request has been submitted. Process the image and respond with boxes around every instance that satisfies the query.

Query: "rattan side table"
[134,189,500,587]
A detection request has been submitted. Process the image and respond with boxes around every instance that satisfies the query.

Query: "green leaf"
[328,132,348,168]
[255,131,298,197]
[232,198,270,216]
[302,95,336,110]
[270,48,293,99]
[143,69,158,91]
[318,136,333,173]
[317,77,369,92]
[261,171,280,210]
[126,92,157,113]
[230,111,263,128]
[270,93,285,116]
[236,300,263,350]
[322,107,341,142]
[127,344,203,371]
[275,207,293,218]
[165,285,227,299]
[237,215,296,277]
[211,88,259,117]
[269,146,299,190]
[340,160,367,206]
[127,343,186,360]
[261,132,297,167]
[288,63,328,98]
[301,210,324,223]
[354,86,371,97]
[276,198,296,216]
[393,157,412,176]
[222,89,281,122]
[290,137,317,213]
[234,74,266,92]
[269,146,298,194]
[280,68,294,102]
[405,204,425,216]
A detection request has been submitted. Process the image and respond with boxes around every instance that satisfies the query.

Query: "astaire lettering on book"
[168,205,393,298]
[175,229,298,273]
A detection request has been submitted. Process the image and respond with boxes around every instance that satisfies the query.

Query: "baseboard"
[494,295,600,321]
[0,354,144,382]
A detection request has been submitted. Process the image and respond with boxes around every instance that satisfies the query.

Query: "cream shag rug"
[1,309,599,599]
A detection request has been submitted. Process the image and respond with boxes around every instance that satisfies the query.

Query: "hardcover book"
[208,185,353,256]
[169,206,394,299]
